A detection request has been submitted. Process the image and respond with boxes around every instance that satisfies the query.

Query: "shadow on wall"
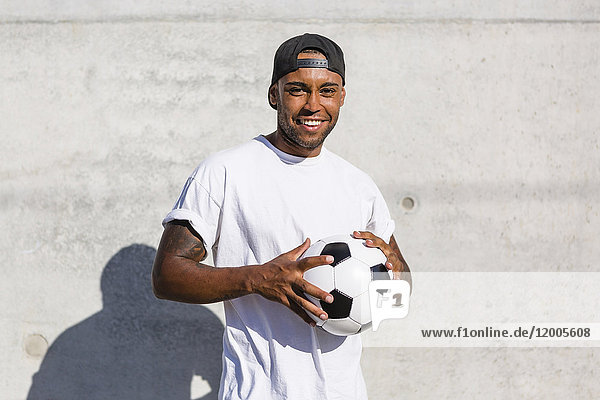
[27,244,224,400]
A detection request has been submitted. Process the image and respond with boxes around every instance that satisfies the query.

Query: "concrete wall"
[2,1,599,399]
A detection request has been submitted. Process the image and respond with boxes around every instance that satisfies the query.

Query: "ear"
[339,87,346,107]
[268,83,278,110]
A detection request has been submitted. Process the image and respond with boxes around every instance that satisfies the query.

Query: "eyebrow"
[284,81,340,89]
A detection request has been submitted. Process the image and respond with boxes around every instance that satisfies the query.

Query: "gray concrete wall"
[2,1,599,399]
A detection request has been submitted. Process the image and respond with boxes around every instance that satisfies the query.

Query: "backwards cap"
[270,32,346,90]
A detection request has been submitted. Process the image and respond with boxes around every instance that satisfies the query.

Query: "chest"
[221,164,372,258]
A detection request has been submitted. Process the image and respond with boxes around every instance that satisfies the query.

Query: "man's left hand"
[352,231,411,287]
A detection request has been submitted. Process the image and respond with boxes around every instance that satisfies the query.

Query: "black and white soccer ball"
[301,234,393,336]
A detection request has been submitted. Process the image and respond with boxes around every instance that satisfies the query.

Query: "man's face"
[269,54,346,153]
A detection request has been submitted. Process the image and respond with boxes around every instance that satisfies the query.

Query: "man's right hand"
[252,239,335,326]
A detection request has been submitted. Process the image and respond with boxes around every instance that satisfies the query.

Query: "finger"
[385,259,402,276]
[298,280,334,304]
[353,230,385,248]
[352,230,376,240]
[387,258,406,272]
[288,299,318,326]
[298,254,334,272]
[361,235,394,262]
[364,235,386,248]
[290,292,329,322]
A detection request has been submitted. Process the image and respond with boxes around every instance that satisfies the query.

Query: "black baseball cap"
[269,33,345,109]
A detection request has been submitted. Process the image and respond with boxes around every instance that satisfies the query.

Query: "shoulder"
[322,148,379,188]
[189,137,264,178]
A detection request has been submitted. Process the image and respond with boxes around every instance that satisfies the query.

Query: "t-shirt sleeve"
[162,162,224,251]
[365,185,396,243]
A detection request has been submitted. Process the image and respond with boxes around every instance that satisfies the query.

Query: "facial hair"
[276,108,338,151]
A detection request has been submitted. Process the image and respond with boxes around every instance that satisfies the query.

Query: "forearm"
[151,221,333,325]
[389,235,412,290]
[152,220,260,304]
[152,253,257,304]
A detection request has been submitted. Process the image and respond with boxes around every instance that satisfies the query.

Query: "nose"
[304,90,321,112]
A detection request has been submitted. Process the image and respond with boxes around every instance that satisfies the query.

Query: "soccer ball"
[301,234,393,336]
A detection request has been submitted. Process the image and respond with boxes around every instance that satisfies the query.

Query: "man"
[152,33,411,400]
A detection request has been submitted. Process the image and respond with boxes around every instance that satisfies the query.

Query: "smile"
[297,119,325,127]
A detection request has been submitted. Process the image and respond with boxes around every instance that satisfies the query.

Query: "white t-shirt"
[164,135,395,400]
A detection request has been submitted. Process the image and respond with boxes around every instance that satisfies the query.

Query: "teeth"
[299,119,323,126]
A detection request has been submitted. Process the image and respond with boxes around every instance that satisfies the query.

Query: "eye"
[287,87,304,96]
[320,88,337,97]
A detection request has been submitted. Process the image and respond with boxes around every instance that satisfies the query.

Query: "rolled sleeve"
[365,186,396,243]
[163,176,222,251]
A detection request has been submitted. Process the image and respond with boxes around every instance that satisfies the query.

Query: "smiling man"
[152,33,410,400]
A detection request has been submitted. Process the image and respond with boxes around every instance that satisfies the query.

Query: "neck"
[265,130,323,158]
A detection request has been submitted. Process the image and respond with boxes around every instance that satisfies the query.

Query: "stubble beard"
[277,112,337,151]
